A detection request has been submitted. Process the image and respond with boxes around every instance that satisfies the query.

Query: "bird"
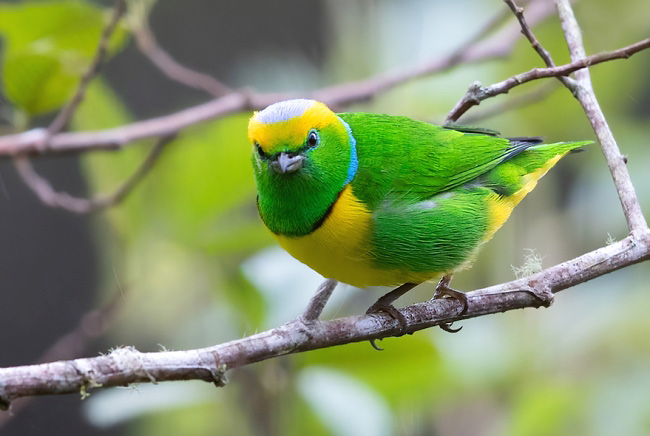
[248,98,590,332]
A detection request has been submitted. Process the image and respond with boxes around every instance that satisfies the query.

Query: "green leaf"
[2,50,79,114]
[0,1,128,115]
[0,1,125,56]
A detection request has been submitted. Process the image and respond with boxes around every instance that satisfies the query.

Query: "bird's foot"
[365,302,407,351]
[299,279,338,323]
[432,275,468,333]
[365,283,417,350]
[365,300,408,334]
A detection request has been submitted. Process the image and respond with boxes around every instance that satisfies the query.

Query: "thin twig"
[455,81,558,124]
[134,20,231,98]
[504,0,553,66]
[13,136,172,214]
[47,0,127,136]
[554,0,648,235]
[503,0,577,91]
[0,1,559,156]
[445,37,650,123]
[0,231,648,407]
[314,0,556,108]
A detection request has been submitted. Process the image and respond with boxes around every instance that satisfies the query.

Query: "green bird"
[249,99,589,328]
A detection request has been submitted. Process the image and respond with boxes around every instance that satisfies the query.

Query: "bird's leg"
[299,279,338,322]
[366,283,417,335]
[432,274,468,333]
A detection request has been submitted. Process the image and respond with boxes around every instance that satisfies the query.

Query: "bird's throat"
[257,177,344,237]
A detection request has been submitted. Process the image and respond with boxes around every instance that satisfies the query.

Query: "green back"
[339,113,529,210]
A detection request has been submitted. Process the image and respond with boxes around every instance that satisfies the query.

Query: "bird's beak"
[270,152,304,174]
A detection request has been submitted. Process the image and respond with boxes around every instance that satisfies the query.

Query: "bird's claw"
[365,301,408,350]
[369,339,384,351]
[433,283,468,315]
[433,275,468,332]
[438,322,462,333]
[365,301,408,335]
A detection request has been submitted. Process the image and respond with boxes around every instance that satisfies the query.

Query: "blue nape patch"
[338,117,358,186]
[256,99,315,124]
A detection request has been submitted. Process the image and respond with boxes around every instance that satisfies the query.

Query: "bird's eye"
[255,142,266,159]
[306,130,319,148]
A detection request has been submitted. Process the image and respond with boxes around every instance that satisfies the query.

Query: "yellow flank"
[274,185,441,287]
[483,153,565,243]
[484,193,515,243]
[249,101,341,154]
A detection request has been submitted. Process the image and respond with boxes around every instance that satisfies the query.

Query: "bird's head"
[248,99,357,191]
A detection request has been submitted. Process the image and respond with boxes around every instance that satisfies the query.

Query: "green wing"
[339,112,589,277]
[339,112,537,209]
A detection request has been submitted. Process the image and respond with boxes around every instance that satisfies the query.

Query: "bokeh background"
[0,0,649,435]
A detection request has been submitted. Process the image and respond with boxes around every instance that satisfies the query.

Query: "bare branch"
[0,92,256,155]
[0,1,559,156]
[456,81,558,124]
[503,0,577,92]
[504,0,554,66]
[13,136,172,214]
[314,0,556,108]
[133,20,231,98]
[47,0,127,136]
[445,37,650,123]
[555,0,648,235]
[0,230,648,408]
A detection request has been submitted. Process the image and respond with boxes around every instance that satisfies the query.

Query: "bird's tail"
[481,140,592,241]
[508,140,592,206]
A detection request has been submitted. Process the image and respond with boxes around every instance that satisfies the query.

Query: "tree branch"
[503,0,577,91]
[554,0,648,235]
[13,136,172,213]
[0,0,558,156]
[133,19,232,98]
[444,37,650,123]
[0,231,648,408]
[47,0,127,136]
[454,81,558,124]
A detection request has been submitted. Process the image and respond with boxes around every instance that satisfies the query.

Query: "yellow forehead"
[248,100,338,154]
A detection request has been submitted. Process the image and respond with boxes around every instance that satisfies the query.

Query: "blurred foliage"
[0,0,127,115]
[1,0,649,435]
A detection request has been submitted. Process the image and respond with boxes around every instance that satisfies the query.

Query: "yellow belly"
[274,186,440,287]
